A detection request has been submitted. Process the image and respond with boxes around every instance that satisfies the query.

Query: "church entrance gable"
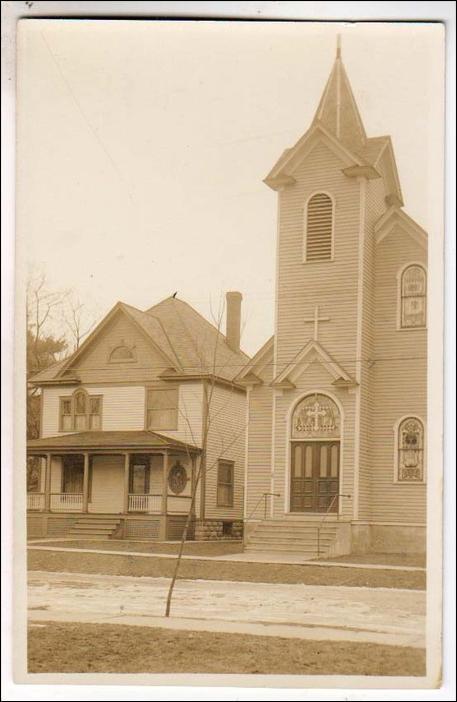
[289,393,341,513]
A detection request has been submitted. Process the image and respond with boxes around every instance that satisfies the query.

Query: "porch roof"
[27,430,200,454]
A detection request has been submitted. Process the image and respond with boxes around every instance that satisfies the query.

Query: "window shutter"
[305,193,333,261]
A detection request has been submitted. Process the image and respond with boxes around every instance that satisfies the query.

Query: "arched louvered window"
[304,193,334,262]
[400,265,426,329]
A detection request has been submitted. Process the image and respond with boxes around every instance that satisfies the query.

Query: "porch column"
[123,453,130,514]
[162,451,169,515]
[190,454,197,517]
[44,453,51,512]
[82,452,90,513]
[159,451,169,541]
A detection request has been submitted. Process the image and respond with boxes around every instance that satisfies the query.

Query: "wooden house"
[27,293,248,541]
[236,43,427,558]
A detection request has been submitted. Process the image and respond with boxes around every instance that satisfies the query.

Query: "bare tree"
[61,292,99,353]
[26,271,69,443]
[164,298,247,617]
[26,270,69,372]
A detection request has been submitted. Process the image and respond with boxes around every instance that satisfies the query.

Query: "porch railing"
[167,494,192,514]
[49,493,84,512]
[128,494,161,513]
[27,493,45,511]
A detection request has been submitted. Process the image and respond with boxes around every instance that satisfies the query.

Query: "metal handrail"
[246,492,281,522]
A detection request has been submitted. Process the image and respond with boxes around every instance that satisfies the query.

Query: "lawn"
[30,539,243,557]
[28,621,425,676]
[28,548,426,589]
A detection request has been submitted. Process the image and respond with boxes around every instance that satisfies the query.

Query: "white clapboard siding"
[357,176,388,520]
[371,224,427,523]
[245,361,274,520]
[204,385,246,520]
[275,142,360,379]
[41,385,146,437]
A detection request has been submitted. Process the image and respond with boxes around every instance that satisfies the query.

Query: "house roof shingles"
[27,430,199,452]
[30,296,250,385]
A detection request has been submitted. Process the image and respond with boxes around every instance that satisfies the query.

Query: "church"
[236,41,427,557]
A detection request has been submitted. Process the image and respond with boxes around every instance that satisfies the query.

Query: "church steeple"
[312,37,367,154]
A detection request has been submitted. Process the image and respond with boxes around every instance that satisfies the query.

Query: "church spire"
[312,37,367,154]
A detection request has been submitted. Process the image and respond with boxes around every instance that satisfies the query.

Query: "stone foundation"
[194,519,243,541]
[351,523,426,555]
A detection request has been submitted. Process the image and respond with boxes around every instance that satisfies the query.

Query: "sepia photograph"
[6,11,448,692]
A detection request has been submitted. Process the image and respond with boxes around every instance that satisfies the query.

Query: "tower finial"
[336,34,342,59]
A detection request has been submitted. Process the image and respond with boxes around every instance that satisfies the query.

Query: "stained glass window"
[401,265,426,328]
[291,394,340,439]
[398,417,424,482]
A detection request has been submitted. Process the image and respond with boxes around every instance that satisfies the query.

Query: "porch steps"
[69,517,121,540]
[244,519,338,559]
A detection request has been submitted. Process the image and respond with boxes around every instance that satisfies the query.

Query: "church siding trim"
[353,176,367,520]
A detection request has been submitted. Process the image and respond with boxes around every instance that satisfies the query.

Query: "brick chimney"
[225,291,242,353]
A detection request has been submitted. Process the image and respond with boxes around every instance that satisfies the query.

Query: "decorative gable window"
[400,265,427,329]
[217,460,234,507]
[108,341,136,363]
[396,417,425,482]
[59,389,102,432]
[304,193,334,262]
[146,387,178,430]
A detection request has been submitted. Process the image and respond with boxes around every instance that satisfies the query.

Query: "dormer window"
[304,193,334,262]
[59,389,102,432]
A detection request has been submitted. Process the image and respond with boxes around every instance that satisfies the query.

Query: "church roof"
[30,297,250,386]
[264,40,404,206]
[312,39,367,154]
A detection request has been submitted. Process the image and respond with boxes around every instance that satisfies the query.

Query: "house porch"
[26,431,200,541]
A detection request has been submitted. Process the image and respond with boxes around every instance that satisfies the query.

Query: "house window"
[89,397,102,430]
[62,455,84,493]
[59,390,102,432]
[146,387,178,430]
[129,456,150,494]
[74,391,87,430]
[61,399,72,431]
[397,417,425,482]
[217,460,234,507]
[304,193,333,262]
[400,265,426,328]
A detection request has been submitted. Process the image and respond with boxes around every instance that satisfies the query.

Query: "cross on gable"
[304,306,330,341]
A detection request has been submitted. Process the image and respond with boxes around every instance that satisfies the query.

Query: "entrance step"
[245,519,340,559]
[69,517,121,540]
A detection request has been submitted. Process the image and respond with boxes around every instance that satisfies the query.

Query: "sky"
[17,20,443,355]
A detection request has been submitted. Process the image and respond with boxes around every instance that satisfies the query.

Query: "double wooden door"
[290,441,340,513]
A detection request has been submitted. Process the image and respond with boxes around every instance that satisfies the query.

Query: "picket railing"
[128,494,161,513]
